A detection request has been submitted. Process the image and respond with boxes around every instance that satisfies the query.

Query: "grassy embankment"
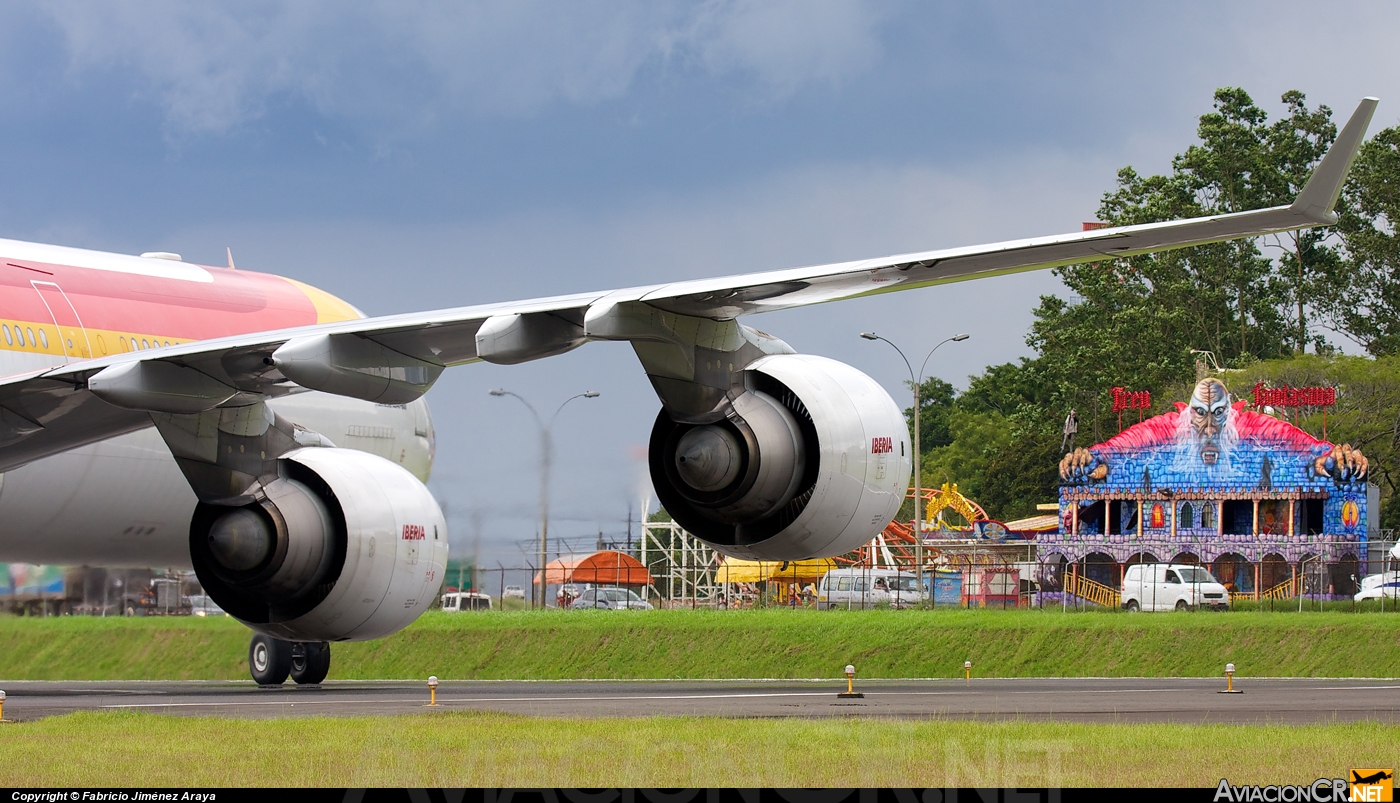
[2,607,1398,680]
[2,711,1396,787]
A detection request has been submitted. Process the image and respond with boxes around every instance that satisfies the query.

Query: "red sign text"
[1252,383,1336,408]
[1111,387,1152,413]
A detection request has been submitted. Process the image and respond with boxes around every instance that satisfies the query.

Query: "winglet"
[1290,97,1379,223]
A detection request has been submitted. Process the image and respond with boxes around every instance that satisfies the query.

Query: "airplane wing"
[0,97,1377,473]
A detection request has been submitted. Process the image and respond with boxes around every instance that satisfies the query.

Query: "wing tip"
[1289,96,1380,223]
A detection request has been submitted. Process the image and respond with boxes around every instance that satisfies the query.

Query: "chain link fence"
[454,533,1400,613]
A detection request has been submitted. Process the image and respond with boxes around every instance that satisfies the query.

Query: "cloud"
[675,0,890,96]
[159,144,1101,313]
[37,0,890,135]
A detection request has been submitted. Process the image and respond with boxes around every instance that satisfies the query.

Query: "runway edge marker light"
[838,664,863,699]
[427,676,439,707]
[1219,662,1243,694]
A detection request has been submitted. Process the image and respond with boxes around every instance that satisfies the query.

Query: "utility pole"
[490,388,600,608]
[861,331,970,606]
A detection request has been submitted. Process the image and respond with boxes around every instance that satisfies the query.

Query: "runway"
[4,677,1400,724]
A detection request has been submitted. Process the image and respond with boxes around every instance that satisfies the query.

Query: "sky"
[1,1,1397,574]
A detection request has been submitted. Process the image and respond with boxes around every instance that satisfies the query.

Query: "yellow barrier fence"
[1070,573,1121,609]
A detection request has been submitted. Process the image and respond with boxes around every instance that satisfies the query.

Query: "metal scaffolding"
[639,519,722,607]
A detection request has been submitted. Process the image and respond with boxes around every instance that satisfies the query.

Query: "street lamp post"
[490,388,601,608]
[860,332,969,606]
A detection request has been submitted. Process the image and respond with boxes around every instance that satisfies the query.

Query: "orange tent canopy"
[533,551,652,586]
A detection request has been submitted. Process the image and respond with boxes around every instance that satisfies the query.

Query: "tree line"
[906,88,1400,528]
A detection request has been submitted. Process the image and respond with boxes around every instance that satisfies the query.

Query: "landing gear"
[290,641,331,685]
[249,634,291,686]
[248,634,331,685]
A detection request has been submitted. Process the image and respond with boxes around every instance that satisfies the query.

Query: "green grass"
[1,711,1395,786]
[2,608,1399,681]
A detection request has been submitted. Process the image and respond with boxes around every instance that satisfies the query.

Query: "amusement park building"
[1043,378,1376,597]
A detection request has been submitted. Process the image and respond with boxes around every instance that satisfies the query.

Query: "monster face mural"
[1058,382,1368,491]
[1186,378,1231,466]
[1168,377,1242,481]
[1051,379,1373,584]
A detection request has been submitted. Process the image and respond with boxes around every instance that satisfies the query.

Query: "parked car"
[817,568,927,610]
[440,591,493,611]
[186,594,227,617]
[502,585,526,599]
[1121,564,1229,611]
[568,588,653,610]
[1354,572,1400,601]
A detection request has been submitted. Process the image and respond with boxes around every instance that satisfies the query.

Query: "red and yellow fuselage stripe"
[0,247,362,361]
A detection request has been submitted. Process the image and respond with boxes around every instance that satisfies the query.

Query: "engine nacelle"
[650,354,911,560]
[190,447,447,642]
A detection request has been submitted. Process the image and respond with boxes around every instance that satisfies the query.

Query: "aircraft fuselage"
[0,240,434,568]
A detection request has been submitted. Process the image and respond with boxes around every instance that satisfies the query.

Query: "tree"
[898,88,1358,522]
[902,376,956,455]
[1263,91,1341,354]
[920,407,1011,506]
[1225,355,1400,529]
[1029,89,1338,439]
[1328,126,1400,355]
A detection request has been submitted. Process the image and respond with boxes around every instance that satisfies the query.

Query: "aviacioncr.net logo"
[1349,769,1394,803]
[1215,772,1394,803]
[1215,779,1349,802]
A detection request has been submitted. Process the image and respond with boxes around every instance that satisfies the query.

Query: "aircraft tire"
[290,641,331,685]
[249,634,292,686]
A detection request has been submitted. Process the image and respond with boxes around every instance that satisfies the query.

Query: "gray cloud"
[39,0,889,134]
[674,0,890,96]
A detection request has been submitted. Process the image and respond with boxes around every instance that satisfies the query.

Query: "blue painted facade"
[1044,379,1372,595]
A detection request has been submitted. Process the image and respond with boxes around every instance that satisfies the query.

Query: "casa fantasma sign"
[1251,383,1337,408]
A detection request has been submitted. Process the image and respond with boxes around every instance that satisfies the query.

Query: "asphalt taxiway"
[3,677,1399,723]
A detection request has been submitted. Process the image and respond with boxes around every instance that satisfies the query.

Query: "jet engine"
[190,447,447,642]
[650,354,911,560]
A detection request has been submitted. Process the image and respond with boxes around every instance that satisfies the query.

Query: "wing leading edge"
[0,97,1377,473]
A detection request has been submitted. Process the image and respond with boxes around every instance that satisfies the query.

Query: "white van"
[440,591,493,611]
[1355,572,1400,601]
[817,568,927,610]
[1121,564,1229,612]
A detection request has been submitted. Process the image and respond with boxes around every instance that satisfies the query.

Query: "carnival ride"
[826,482,1034,606]
[840,482,991,569]
[625,483,1039,608]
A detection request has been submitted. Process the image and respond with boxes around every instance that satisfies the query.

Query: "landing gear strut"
[248,634,331,686]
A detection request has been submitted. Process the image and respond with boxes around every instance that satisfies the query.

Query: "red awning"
[534,551,652,586]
